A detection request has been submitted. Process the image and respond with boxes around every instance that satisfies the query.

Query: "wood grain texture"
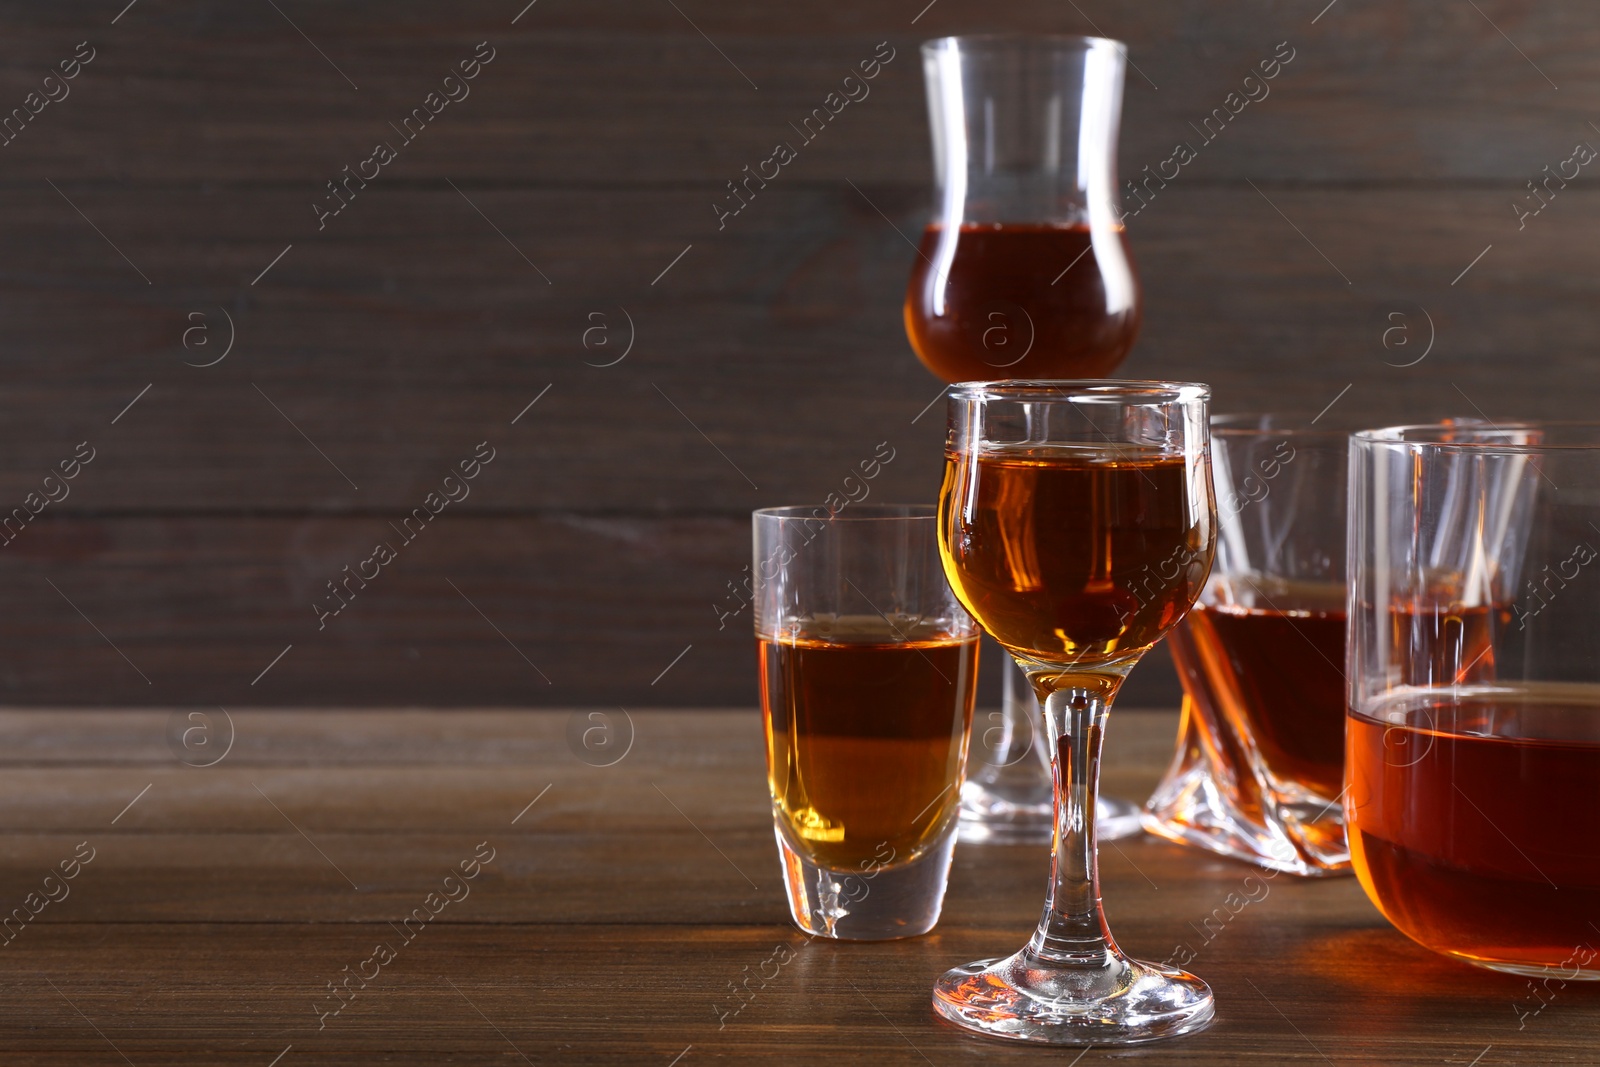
[0,1,1593,182]
[0,516,750,706]
[0,185,1590,513]
[0,1,1596,704]
[1,708,1594,1065]
[0,514,1181,708]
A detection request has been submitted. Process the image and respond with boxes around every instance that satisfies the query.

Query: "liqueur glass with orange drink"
[907,35,1140,383]
[932,381,1216,1044]
[753,505,980,940]
[1346,422,1600,978]
[1143,417,1356,876]
[906,34,1145,843]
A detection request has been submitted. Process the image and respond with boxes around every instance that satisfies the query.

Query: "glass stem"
[1025,663,1133,967]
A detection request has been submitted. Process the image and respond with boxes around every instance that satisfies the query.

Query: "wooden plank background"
[0,0,1595,706]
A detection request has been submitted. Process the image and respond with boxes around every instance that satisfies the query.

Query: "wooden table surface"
[1,707,1592,1065]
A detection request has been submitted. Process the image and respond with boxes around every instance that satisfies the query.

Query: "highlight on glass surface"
[906,34,1146,845]
[932,380,1217,1044]
[753,504,980,941]
[1143,415,1353,877]
[1347,421,1600,978]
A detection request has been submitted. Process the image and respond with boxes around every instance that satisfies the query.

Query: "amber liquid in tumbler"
[904,223,1141,384]
[760,618,978,871]
[1176,591,1347,799]
[1175,590,1506,802]
[1388,599,1508,689]
[1348,686,1600,971]
[939,445,1211,668]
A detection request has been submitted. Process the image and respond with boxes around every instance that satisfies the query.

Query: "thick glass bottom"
[775,826,956,940]
[1471,958,1600,980]
[932,951,1214,1045]
[1142,698,1349,877]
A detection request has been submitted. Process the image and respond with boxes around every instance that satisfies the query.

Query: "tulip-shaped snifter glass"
[933,380,1217,1044]
[905,35,1145,844]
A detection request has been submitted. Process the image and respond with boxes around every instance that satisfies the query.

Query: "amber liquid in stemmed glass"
[938,445,1209,665]
[905,223,1141,384]
[760,617,977,870]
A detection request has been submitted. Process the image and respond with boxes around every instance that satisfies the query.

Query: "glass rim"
[920,33,1127,55]
[947,379,1209,404]
[752,503,935,524]
[1353,420,1600,453]
[1210,413,1362,441]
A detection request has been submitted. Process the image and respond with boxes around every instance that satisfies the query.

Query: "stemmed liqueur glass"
[905,34,1145,843]
[933,381,1216,1044]
[905,35,1139,382]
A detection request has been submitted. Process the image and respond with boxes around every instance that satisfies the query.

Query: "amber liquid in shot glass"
[761,617,977,873]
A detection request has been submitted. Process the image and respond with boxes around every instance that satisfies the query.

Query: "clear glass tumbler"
[1348,422,1600,978]
[933,381,1216,1044]
[754,505,980,940]
[1143,416,1353,876]
[905,34,1146,843]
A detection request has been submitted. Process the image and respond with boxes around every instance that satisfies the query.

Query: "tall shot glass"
[1346,423,1600,977]
[754,505,980,940]
[933,381,1216,1044]
[1143,416,1353,876]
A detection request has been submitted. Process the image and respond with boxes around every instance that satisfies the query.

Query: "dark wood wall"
[0,1,1594,707]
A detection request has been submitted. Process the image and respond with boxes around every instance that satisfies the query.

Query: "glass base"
[960,786,1144,844]
[1142,697,1350,877]
[775,826,956,941]
[1140,801,1348,878]
[932,952,1215,1045]
[1469,958,1600,980]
